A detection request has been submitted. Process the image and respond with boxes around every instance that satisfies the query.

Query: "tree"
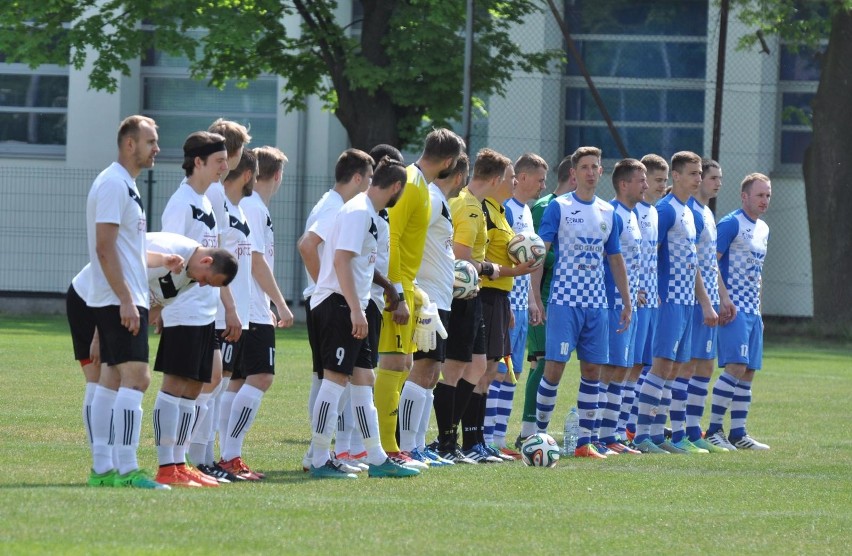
[733,0,852,334]
[0,0,561,150]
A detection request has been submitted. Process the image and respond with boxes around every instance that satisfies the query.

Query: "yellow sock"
[374,368,402,452]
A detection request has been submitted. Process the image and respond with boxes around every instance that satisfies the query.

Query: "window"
[0,59,68,157]
[562,0,708,160]
[141,34,277,157]
[778,44,820,165]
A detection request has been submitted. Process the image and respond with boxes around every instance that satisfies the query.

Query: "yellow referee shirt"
[482,196,515,292]
[449,186,487,262]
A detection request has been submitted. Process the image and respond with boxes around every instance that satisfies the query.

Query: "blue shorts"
[653,302,693,363]
[607,307,637,368]
[545,303,608,364]
[691,303,718,360]
[718,311,763,370]
[633,306,657,366]
[497,307,528,375]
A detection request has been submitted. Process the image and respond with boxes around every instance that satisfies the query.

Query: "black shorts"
[92,305,149,367]
[366,299,383,369]
[445,296,486,362]
[312,293,372,376]
[480,288,511,361]
[217,330,244,374]
[413,309,451,363]
[66,284,97,363]
[154,323,215,383]
[305,297,323,376]
[231,323,276,379]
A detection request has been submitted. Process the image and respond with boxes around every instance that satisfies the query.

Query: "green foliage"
[730,0,852,51]
[0,0,564,148]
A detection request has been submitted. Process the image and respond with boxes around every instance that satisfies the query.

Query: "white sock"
[217,390,236,460]
[173,397,196,465]
[188,392,212,465]
[310,380,345,468]
[308,372,321,419]
[398,381,428,452]
[83,382,97,452]
[90,385,117,474]
[114,387,144,475]
[350,384,388,466]
[417,388,435,451]
[335,397,354,456]
[153,391,180,466]
[220,385,264,462]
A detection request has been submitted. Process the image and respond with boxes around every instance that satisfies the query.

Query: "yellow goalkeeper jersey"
[387,164,431,288]
[449,186,487,262]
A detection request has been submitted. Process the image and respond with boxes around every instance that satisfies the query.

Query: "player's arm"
[386,189,417,322]
[530,239,551,323]
[219,285,242,341]
[334,248,368,339]
[496,258,537,277]
[372,269,400,311]
[146,251,185,274]
[715,252,737,325]
[95,222,139,335]
[714,216,738,325]
[297,231,323,283]
[251,252,294,328]
[453,242,499,281]
[606,252,633,332]
[694,268,718,327]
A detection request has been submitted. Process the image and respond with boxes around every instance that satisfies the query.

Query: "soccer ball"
[520,433,560,468]
[507,232,546,269]
[452,259,479,299]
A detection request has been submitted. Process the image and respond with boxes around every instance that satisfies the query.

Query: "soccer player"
[307,157,419,479]
[632,151,718,454]
[297,148,376,471]
[374,129,465,461]
[705,173,772,450]
[154,131,232,486]
[677,159,736,453]
[532,146,632,459]
[85,115,166,489]
[622,153,668,442]
[432,149,509,464]
[398,153,470,465]
[517,155,577,444]
[597,158,647,455]
[486,153,548,457]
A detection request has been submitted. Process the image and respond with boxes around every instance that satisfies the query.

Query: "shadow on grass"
[248,469,314,484]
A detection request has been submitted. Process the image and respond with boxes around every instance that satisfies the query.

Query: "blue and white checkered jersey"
[634,201,659,308]
[688,197,720,306]
[656,193,697,305]
[504,196,535,311]
[538,192,621,308]
[716,209,769,315]
[604,201,641,310]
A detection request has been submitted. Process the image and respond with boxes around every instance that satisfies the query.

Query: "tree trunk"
[335,89,402,151]
[803,9,852,334]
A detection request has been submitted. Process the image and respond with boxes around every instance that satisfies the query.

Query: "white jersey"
[634,201,659,308]
[717,209,769,315]
[416,183,454,311]
[370,210,391,311]
[72,232,200,309]
[160,179,219,326]
[504,196,535,311]
[85,162,148,308]
[311,192,379,311]
[537,192,621,308]
[302,189,345,299]
[688,197,720,306]
[604,201,641,310]
[216,194,258,329]
[242,192,276,324]
[145,232,201,307]
[656,193,698,306]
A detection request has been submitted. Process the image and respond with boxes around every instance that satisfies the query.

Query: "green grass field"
[1,315,850,554]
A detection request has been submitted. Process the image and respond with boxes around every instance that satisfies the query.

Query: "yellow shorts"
[378,287,416,354]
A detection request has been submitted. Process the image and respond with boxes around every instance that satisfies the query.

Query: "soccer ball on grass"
[520,433,560,468]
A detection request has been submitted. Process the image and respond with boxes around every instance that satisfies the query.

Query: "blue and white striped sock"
[628,366,650,435]
[729,380,752,439]
[483,380,501,444]
[707,371,738,435]
[617,380,635,439]
[669,377,689,444]
[685,376,710,441]
[591,382,607,443]
[599,381,622,444]
[535,377,559,433]
[493,382,516,445]
[577,378,599,448]
[635,372,663,444]
[650,380,673,444]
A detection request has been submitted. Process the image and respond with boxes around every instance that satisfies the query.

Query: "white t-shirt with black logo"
[416,183,454,311]
[215,195,259,330]
[242,192,275,325]
[146,232,201,307]
[302,189,344,299]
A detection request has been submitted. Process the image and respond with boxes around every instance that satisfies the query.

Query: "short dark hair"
[671,151,702,174]
[335,149,374,183]
[556,155,573,185]
[209,249,239,286]
[472,148,511,181]
[611,158,646,192]
[369,144,404,167]
[117,115,157,147]
[702,157,721,176]
[741,172,770,193]
[225,148,258,183]
[445,152,470,181]
[208,118,251,157]
[571,146,602,168]
[641,153,668,174]
[181,131,226,177]
[372,156,407,189]
[515,152,549,175]
[422,128,465,163]
[253,146,288,182]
